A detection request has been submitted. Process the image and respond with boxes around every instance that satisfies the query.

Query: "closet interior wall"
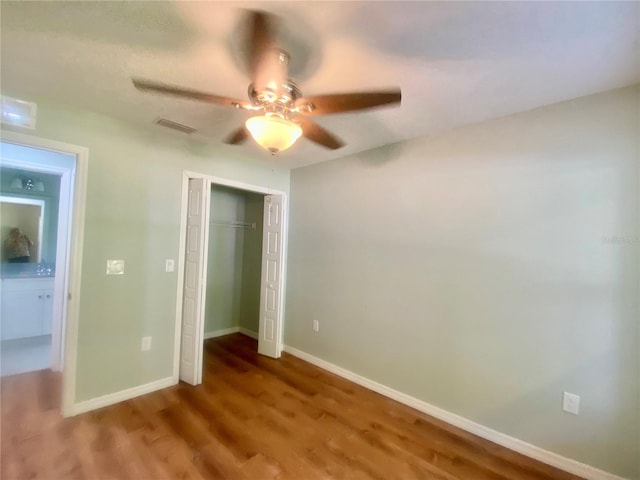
[204,185,264,340]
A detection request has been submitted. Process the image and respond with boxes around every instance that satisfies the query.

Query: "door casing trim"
[1,130,88,417]
[173,170,288,383]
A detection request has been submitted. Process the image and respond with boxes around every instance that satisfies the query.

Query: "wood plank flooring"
[1,333,584,479]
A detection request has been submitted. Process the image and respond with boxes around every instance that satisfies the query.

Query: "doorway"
[0,187,55,376]
[174,172,288,385]
[0,131,88,417]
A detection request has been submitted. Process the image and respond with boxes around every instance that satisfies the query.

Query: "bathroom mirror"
[0,196,44,263]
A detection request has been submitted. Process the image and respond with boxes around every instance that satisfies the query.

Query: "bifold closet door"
[258,194,284,358]
[180,178,208,385]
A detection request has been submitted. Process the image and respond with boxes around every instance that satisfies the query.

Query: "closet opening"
[204,185,265,344]
[175,173,287,386]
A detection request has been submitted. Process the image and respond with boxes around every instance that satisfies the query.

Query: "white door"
[258,194,284,358]
[180,178,209,385]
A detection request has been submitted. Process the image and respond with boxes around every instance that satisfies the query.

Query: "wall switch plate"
[165,259,175,272]
[141,336,152,352]
[562,392,580,415]
[106,259,125,275]
[313,319,319,332]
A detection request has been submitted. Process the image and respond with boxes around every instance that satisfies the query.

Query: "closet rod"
[210,220,256,229]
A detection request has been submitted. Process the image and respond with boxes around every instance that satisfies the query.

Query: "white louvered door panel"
[180,178,207,384]
[258,195,284,358]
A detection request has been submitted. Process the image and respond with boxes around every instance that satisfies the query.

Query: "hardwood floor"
[1,333,584,479]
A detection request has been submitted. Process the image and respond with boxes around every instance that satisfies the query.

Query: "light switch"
[165,259,175,272]
[562,392,580,415]
[106,259,125,275]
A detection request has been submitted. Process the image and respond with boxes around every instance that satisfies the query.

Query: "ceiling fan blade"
[295,89,401,116]
[295,117,344,150]
[224,126,249,145]
[132,78,250,109]
[244,10,280,90]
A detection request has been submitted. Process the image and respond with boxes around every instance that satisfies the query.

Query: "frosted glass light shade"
[245,115,302,154]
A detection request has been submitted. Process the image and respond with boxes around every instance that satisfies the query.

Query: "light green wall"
[205,185,246,333]
[239,193,264,334]
[3,101,289,402]
[285,86,639,479]
[204,185,263,336]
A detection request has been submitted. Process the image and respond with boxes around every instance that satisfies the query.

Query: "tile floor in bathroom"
[1,334,51,376]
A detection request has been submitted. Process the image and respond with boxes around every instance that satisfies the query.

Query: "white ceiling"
[1,1,638,169]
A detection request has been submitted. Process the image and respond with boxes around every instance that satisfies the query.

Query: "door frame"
[0,130,88,417]
[172,170,288,383]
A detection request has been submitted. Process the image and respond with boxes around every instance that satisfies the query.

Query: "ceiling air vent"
[154,118,196,134]
[1,96,37,129]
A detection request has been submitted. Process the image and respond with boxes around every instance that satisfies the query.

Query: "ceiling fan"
[132,10,401,154]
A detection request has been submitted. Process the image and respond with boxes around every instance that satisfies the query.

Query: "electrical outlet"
[141,336,152,352]
[165,259,175,272]
[313,319,319,332]
[562,392,580,415]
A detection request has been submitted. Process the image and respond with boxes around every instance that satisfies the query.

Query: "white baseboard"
[204,327,258,340]
[68,329,257,417]
[204,327,240,339]
[239,327,258,340]
[71,376,176,416]
[283,345,628,480]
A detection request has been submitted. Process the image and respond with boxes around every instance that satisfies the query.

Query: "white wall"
[285,86,639,479]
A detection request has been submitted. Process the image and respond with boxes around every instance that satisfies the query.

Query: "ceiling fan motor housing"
[248,49,310,120]
[248,80,303,120]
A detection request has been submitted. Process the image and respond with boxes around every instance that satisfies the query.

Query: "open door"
[175,176,287,381]
[180,178,209,385]
[258,194,284,358]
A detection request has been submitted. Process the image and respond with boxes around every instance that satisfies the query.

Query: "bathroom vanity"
[1,265,55,340]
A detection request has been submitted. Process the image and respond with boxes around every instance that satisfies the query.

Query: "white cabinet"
[42,289,53,335]
[1,278,54,340]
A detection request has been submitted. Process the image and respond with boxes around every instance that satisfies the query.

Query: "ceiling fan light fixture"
[245,115,302,154]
